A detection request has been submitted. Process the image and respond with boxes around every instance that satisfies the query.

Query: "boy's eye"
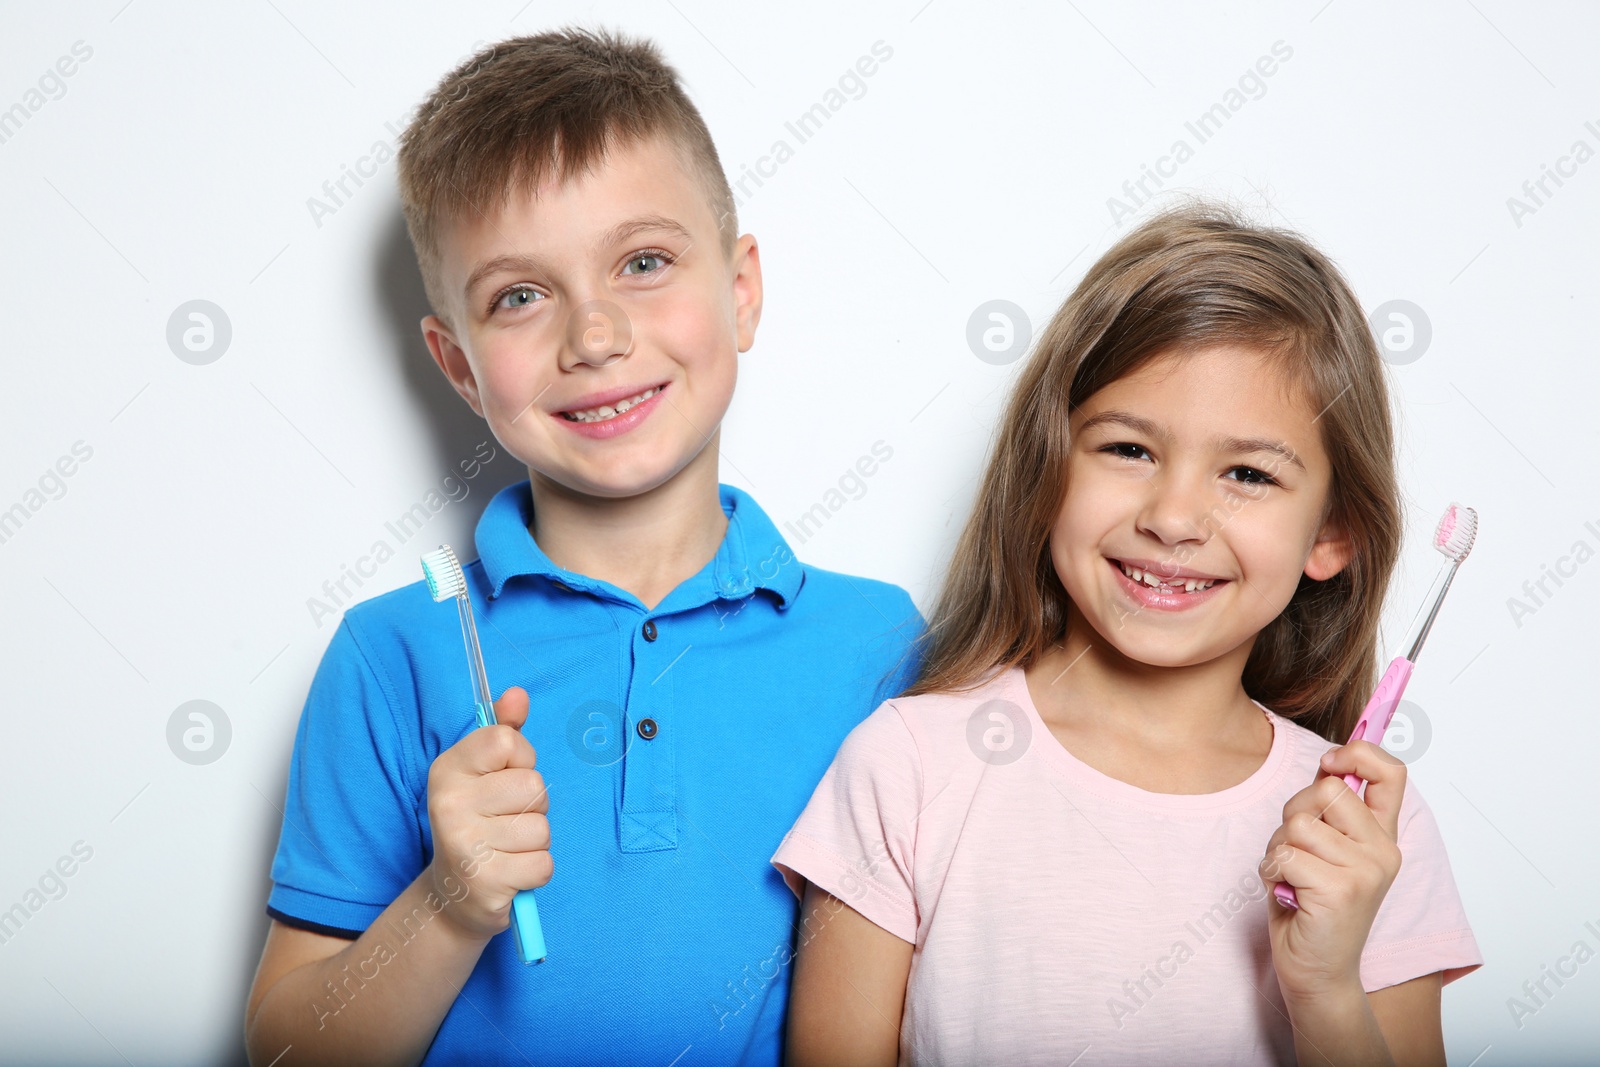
[493,285,544,312]
[622,250,672,276]
[1096,443,1279,488]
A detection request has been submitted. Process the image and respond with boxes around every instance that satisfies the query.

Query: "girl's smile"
[1053,343,1351,670]
[1106,555,1231,610]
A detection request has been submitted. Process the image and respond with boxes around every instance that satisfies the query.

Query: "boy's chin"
[532,448,709,501]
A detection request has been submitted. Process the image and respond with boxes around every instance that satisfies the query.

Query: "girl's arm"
[1273,971,1444,1066]
[1261,742,1447,1066]
[1369,973,1446,1066]
[785,879,914,1067]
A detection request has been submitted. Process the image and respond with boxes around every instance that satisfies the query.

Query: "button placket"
[619,612,676,851]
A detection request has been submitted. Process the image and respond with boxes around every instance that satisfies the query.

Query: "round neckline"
[1002,665,1296,814]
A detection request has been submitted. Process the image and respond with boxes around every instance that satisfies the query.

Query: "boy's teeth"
[1117,560,1215,593]
[563,386,659,422]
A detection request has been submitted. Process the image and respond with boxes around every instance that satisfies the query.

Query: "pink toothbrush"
[1273,502,1478,910]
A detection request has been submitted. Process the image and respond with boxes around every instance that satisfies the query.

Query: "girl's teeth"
[1117,560,1215,593]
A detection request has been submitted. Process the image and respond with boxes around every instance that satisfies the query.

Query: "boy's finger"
[494,686,531,731]
[1318,741,1406,839]
[479,766,549,817]
[454,721,537,775]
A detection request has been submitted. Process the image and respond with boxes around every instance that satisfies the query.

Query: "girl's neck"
[1023,621,1273,794]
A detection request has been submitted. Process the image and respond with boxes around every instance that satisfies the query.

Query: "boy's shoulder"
[787,557,918,622]
[323,565,485,655]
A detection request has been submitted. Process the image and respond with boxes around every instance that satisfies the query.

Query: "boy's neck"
[524,442,729,612]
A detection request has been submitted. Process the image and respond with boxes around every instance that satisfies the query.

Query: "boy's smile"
[1052,345,1352,670]
[421,134,761,499]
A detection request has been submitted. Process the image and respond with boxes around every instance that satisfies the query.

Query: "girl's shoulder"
[855,664,1030,772]
[879,663,1021,729]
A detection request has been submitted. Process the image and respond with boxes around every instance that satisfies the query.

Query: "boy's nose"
[561,298,634,369]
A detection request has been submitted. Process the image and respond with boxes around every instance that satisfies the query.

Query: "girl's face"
[1050,344,1353,669]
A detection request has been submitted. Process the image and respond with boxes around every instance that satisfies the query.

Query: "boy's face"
[1049,345,1353,670]
[421,135,761,500]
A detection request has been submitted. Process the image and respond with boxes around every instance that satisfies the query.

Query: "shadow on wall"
[231,216,527,1067]
[373,213,528,512]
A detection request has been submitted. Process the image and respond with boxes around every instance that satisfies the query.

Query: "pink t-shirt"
[771,666,1482,1065]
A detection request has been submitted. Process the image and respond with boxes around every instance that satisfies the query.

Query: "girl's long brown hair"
[903,200,1402,743]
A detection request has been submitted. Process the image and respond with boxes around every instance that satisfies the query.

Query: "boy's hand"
[426,686,552,943]
[1258,740,1405,1004]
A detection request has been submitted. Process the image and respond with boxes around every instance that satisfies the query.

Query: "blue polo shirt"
[266,480,922,1065]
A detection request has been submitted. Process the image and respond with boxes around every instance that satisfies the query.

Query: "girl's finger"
[1277,807,1362,871]
[1258,841,1338,902]
[1304,777,1389,847]
[1318,741,1407,839]
[1281,774,1369,838]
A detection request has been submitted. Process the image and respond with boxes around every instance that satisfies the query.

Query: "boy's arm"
[248,685,550,1066]
[785,879,912,1067]
[244,875,492,1067]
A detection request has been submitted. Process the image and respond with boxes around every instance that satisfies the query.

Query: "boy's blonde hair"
[396,27,737,327]
[906,200,1402,743]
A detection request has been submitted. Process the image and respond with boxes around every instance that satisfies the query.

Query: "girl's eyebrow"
[1076,409,1306,474]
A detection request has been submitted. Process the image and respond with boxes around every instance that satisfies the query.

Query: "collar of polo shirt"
[472,479,805,610]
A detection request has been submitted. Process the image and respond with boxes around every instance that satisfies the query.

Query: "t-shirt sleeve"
[266,615,425,937]
[770,701,922,944]
[1359,776,1483,991]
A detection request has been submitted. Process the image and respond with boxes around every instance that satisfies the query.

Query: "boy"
[244,27,921,1067]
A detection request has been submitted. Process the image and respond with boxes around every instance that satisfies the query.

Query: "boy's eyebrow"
[464,253,549,300]
[462,215,694,299]
[596,214,694,251]
[1076,409,1307,473]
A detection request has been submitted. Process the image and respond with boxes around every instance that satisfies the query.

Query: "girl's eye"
[622,250,672,276]
[1097,444,1280,488]
[1225,466,1279,487]
[1100,443,1151,462]
[493,285,543,313]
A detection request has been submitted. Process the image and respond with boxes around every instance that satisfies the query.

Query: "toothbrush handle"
[1273,656,1414,910]
[474,699,549,964]
[1339,657,1414,790]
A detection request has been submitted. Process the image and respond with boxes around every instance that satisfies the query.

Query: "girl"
[772,202,1481,1065]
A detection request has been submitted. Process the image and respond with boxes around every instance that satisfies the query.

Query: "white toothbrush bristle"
[420,545,467,601]
[1433,503,1478,564]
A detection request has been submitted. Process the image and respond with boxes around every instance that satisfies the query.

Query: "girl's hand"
[1258,740,1405,1004]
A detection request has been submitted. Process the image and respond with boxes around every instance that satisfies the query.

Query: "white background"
[2,1,1597,1063]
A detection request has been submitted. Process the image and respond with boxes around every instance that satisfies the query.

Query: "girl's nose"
[1134,472,1219,547]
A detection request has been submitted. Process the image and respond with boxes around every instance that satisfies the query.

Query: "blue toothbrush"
[420,544,548,964]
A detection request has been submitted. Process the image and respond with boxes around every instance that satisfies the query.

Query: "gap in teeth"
[564,386,659,422]
[1116,559,1214,592]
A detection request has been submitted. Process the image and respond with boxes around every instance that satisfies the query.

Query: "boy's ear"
[731,233,763,353]
[1303,514,1354,581]
[421,314,484,418]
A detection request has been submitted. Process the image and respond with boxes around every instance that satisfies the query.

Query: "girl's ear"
[1304,516,1354,581]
